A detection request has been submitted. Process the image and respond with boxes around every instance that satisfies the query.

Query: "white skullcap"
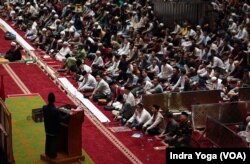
[63,41,69,45]
[168,43,173,46]
[94,22,99,25]
[234,60,239,64]
[85,2,91,6]
[159,23,164,26]
[42,28,47,31]
[54,14,59,18]
[58,39,63,43]
[231,13,237,16]
[211,76,217,82]
[96,50,101,54]
[10,10,16,15]
[11,41,17,46]
[18,16,23,20]
[43,7,47,10]
[52,10,56,13]
[229,18,233,21]
[27,2,31,5]
[60,31,65,35]
[70,20,74,24]
[196,25,201,28]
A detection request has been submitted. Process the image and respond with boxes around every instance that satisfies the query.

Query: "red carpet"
[0,65,23,95]
[9,63,72,106]
[0,29,12,53]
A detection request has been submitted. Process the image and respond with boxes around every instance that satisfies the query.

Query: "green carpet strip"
[5,95,93,164]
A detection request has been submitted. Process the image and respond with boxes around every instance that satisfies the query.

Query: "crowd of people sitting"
[1,0,250,147]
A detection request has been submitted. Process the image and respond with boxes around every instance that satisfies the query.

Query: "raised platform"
[40,153,84,164]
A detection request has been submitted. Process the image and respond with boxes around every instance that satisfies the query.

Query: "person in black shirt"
[43,92,68,159]
[4,41,22,62]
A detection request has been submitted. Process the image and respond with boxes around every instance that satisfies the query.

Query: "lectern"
[40,108,84,163]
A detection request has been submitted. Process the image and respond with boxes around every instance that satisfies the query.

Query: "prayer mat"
[109,126,132,133]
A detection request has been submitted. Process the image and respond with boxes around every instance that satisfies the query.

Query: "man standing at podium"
[43,92,68,159]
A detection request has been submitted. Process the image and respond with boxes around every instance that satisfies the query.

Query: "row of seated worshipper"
[72,68,193,145]
[2,0,250,102]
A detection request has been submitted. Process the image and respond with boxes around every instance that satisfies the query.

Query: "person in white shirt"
[55,42,71,61]
[147,59,160,78]
[124,91,136,108]
[118,38,130,56]
[228,18,238,34]
[78,71,97,92]
[197,61,209,84]
[171,21,181,34]
[234,25,248,41]
[90,74,111,102]
[208,76,223,90]
[142,79,153,93]
[158,59,173,80]
[224,57,235,75]
[245,116,250,133]
[91,50,104,68]
[185,26,196,38]
[125,103,151,130]
[142,104,164,135]
[208,54,225,72]
[25,2,38,18]
[171,69,187,92]
[25,21,38,41]
[105,55,120,77]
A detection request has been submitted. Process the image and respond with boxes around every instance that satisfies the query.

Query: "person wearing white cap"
[25,21,38,41]
[118,38,130,55]
[55,42,72,62]
[25,1,38,18]
[91,50,104,68]
[49,17,60,30]
[9,10,16,20]
[4,41,22,62]
[130,11,139,27]
[68,21,76,34]
[228,18,237,34]
[209,76,223,90]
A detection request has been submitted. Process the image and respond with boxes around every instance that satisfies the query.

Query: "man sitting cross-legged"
[78,70,97,92]
[90,73,111,102]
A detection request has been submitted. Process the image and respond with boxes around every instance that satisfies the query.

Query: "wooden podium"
[41,108,84,163]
